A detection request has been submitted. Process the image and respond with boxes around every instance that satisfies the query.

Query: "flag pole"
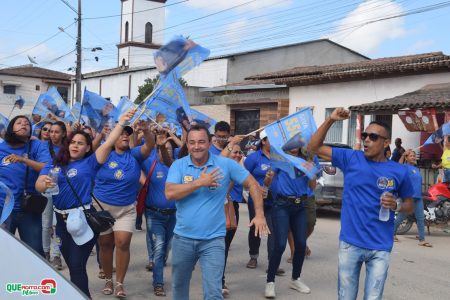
[130,81,160,125]
[244,126,266,138]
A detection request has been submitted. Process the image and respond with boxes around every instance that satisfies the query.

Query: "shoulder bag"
[136,160,157,216]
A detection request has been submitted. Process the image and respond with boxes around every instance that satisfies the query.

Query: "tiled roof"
[349,83,450,113]
[246,52,450,86]
[0,65,71,81]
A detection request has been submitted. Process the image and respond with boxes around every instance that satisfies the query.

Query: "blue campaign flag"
[32,87,74,121]
[81,89,118,131]
[0,182,15,224]
[424,121,450,145]
[14,96,25,109]
[0,113,9,134]
[263,107,320,179]
[114,96,136,122]
[190,108,217,132]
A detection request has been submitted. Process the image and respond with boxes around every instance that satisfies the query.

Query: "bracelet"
[392,198,402,212]
[118,123,126,128]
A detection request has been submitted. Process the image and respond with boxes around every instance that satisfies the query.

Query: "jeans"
[394,197,425,241]
[55,212,97,298]
[41,196,61,257]
[145,208,176,288]
[248,201,273,260]
[1,208,44,257]
[267,198,307,282]
[338,241,390,300]
[443,168,450,183]
[172,234,225,300]
[144,212,154,263]
[223,201,240,286]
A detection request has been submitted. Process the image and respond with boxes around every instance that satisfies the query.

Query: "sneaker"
[290,278,311,294]
[246,258,257,269]
[154,286,166,296]
[265,282,276,298]
[52,256,63,270]
[222,285,229,297]
[135,225,143,231]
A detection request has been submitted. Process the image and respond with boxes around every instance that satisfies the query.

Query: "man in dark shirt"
[391,138,405,162]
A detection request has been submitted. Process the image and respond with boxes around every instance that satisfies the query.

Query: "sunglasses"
[361,132,388,142]
[41,127,50,132]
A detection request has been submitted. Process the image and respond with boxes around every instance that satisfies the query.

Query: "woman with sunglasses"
[222,143,244,296]
[41,121,69,268]
[38,121,53,141]
[35,110,135,298]
[0,115,50,255]
[394,150,432,247]
[93,120,154,298]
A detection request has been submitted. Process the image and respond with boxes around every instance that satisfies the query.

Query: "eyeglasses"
[361,132,388,142]
[41,127,50,132]
[232,150,243,155]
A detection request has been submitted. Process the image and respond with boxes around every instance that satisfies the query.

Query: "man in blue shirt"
[308,108,414,300]
[166,125,269,300]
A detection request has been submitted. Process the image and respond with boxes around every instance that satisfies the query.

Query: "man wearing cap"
[165,124,269,300]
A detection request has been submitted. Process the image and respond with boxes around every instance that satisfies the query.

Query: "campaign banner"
[0,113,9,136]
[32,87,74,121]
[190,108,216,132]
[81,89,117,131]
[398,108,439,132]
[0,182,14,224]
[114,96,136,122]
[424,121,450,145]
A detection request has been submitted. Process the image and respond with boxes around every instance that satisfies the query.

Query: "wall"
[289,72,450,150]
[192,104,230,125]
[132,0,165,45]
[227,40,367,84]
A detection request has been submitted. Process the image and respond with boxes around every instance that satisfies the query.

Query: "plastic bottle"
[45,168,60,196]
[379,191,390,222]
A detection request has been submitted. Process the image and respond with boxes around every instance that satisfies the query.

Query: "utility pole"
[75,0,82,102]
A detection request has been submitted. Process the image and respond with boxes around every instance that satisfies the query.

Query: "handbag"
[63,170,115,234]
[136,160,157,216]
[225,199,237,230]
[20,141,48,214]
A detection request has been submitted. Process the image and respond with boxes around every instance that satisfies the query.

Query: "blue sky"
[0,0,449,73]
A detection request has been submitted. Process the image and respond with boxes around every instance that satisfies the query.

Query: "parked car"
[314,143,351,211]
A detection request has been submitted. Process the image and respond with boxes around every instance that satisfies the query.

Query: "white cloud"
[328,0,406,55]
[405,39,435,54]
[185,0,293,11]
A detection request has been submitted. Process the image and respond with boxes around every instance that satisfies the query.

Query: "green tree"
[135,75,187,104]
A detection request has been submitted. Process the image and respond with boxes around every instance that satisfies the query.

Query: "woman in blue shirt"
[93,122,154,298]
[142,129,176,296]
[0,115,50,256]
[394,150,431,247]
[35,110,135,298]
[265,147,313,298]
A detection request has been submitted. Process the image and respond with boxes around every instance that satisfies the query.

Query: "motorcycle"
[396,182,450,235]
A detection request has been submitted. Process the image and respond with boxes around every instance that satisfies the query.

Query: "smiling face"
[13,117,31,140]
[230,144,243,162]
[187,129,210,165]
[69,134,91,161]
[405,150,417,165]
[40,124,51,140]
[362,124,390,160]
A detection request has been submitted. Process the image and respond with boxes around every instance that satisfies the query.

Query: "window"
[125,22,129,42]
[35,85,40,91]
[3,85,16,94]
[347,113,357,147]
[372,114,393,136]
[122,58,126,67]
[57,86,68,103]
[325,108,343,143]
[145,22,153,44]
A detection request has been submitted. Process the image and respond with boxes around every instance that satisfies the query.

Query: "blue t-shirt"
[271,169,309,198]
[332,148,413,252]
[0,140,51,211]
[209,144,222,156]
[405,164,422,199]
[166,152,249,239]
[93,147,143,206]
[41,154,101,209]
[244,149,272,205]
[229,184,243,203]
[142,150,175,209]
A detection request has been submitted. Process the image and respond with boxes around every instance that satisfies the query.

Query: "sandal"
[394,236,399,242]
[154,286,166,297]
[418,241,433,248]
[102,278,113,295]
[305,246,311,257]
[115,282,127,299]
[98,269,106,279]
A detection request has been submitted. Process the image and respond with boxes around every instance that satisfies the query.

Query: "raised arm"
[307,107,350,162]
[95,109,136,164]
[140,122,155,160]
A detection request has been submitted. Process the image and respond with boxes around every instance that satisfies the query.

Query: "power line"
[59,0,78,14]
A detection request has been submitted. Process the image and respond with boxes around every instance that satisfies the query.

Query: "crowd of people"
[0,107,448,300]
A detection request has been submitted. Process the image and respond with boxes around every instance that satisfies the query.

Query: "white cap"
[66,209,94,246]
[260,130,267,140]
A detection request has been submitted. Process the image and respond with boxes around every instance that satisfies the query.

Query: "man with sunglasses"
[308,107,414,300]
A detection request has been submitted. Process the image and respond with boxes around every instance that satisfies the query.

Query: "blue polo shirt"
[41,154,101,210]
[209,144,222,156]
[0,140,51,211]
[93,147,144,206]
[166,152,249,239]
[271,169,309,198]
[142,150,175,209]
[229,184,243,203]
[332,147,413,252]
[244,149,272,205]
[405,164,422,199]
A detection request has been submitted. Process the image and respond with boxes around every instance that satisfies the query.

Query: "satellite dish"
[27,55,38,65]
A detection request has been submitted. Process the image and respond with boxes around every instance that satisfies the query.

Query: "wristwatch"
[227,145,233,152]
[393,198,402,212]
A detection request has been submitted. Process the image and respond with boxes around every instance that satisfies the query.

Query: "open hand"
[197,167,223,188]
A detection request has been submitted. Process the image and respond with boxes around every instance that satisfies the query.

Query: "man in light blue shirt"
[166,125,268,300]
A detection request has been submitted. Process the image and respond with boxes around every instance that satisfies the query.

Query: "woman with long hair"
[0,115,50,255]
[37,121,53,141]
[394,150,431,247]
[94,121,154,298]
[41,121,68,268]
[35,110,135,298]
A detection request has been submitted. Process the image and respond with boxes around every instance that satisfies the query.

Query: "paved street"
[60,207,450,299]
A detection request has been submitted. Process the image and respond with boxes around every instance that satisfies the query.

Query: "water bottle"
[45,168,60,196]
[379,191,390,222]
